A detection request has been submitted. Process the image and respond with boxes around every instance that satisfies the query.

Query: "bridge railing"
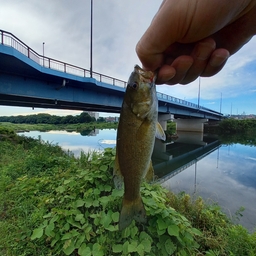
[156,92,222,115]
[0,29,222,116]
[0,29,127,88]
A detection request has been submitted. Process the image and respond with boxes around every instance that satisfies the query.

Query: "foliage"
[1,128,256,255]
[165,121,176,138]
[218,118,256,134]
[0,112,97,125]
[0,121,118,133]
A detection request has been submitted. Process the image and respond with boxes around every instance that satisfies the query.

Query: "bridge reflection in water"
[152,132,221,183]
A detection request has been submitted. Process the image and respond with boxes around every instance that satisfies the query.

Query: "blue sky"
[0,0,255,117]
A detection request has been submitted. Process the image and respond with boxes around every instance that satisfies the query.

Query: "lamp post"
[197,77,201,108]
[43,42,45,66]
[220,92,222,113]
[90,0,93,78]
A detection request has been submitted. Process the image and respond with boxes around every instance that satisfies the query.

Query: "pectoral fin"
[113,150,124,189]
[155,122,166,141]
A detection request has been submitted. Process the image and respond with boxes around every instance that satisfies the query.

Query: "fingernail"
[210,54,229,67]
[195,43,213,60]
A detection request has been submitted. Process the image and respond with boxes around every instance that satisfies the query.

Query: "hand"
[136,0,256,85]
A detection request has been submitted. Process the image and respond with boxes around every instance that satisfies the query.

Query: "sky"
[0,0,255,117]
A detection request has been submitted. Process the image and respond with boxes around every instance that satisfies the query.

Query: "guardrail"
[0,29,127,88]
[156,92,222,115]
[0,29,222,116]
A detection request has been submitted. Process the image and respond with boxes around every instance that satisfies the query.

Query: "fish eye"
[131,82,138,89]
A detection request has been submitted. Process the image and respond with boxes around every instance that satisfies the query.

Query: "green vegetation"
[0,112,98,124]
[1,127,256,255]
[165,121,177,138]
[0,121,117,133]
[0,112,118,132]
[218,118,256,134]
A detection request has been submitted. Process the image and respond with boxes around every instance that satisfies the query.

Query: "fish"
[114,65,166,230]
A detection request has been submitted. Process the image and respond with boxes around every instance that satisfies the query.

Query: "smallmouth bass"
[114,65,166,230]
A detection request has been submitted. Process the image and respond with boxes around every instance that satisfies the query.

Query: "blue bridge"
[0,30,222,131]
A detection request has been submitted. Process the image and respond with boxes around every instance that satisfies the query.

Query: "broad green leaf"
[63,239,75,255]
[64,179,72,184]
[139,231,152,241]
[99,196,109,207]
[123,241,129,255]
[111,188,123,198]
[75,199,85,207]
[157,218,167,231]
[130,226,138,238]
[84,197,93,207]
[31,227,44,240]
[105,225,118,232]
[43,212,52,218]
[50,214,59,224]
[92,243,104,256]
[112,244,123,253]
[75,234,86,249]
[56,186,65,193]
[75,214,85,222]
[99,165,108,171]
[140,239,151,253]
[167,225,180,237]
[61,230,79,240]
[190,227,202,236]
[78,244,91,256]
[61,232,73,240]
[101,212,112,228]
[164,239,176,255]
[67,217,82,229]
[111,211,119,222]
[137,244,145,256]
[45,222,55,237]
[128,242,137,253]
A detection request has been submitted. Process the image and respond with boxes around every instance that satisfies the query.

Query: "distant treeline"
[0,113,106,124]
[218,118,256,134]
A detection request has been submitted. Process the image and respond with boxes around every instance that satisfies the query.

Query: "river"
[18,129,256,232]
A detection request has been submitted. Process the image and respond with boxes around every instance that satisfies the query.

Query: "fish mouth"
[134,65,156,84]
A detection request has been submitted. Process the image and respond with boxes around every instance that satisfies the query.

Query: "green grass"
[0,127,256,255]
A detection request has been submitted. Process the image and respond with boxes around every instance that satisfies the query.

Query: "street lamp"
[197,77,201,108]
[90,0,93,78]
[43,42,45,66]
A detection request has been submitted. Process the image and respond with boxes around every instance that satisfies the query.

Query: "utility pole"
[90,0,93,78]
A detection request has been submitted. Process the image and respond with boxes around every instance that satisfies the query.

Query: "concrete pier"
[174,118,208,133]
[158,113,173,131]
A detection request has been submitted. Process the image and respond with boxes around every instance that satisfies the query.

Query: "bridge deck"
[0,29,222,120]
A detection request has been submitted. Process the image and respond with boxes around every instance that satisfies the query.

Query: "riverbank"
[0,128,255,255]
[0,121,118,133]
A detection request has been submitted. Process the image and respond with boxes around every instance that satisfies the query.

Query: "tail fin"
[119,197,147,230]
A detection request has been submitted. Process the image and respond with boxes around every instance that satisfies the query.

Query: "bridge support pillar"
[158,113,173,130]
[175,131,206,145]
[174,118,208,133]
